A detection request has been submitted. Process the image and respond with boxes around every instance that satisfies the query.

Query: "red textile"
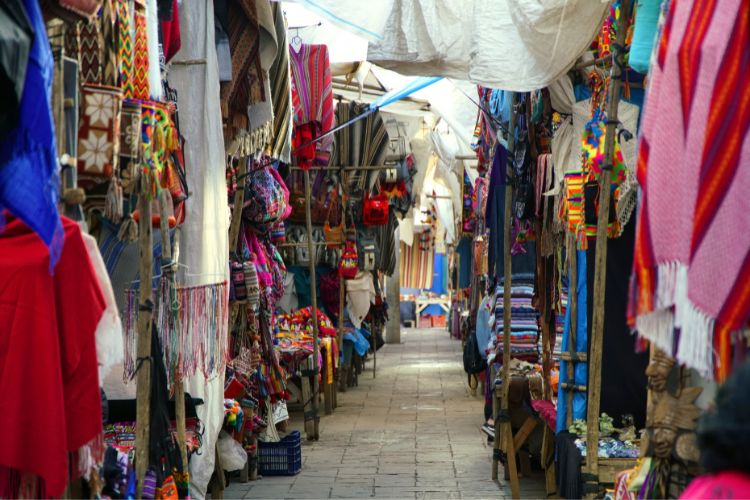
[0,216,105,497]
[160,0,181,63]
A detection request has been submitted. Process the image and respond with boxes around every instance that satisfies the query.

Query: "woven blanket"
[400,241,434,289]
[630,0,750,380]
[220,0,277,155]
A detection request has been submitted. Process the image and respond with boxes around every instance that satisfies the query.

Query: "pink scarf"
[630,0,750,380]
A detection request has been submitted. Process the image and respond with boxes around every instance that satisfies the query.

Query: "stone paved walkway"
[225,328,546,499]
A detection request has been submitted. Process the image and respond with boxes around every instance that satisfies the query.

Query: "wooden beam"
[135,189,153,497]
[513,417,540,453]
[304,169,321,440]
[585,1,633,495]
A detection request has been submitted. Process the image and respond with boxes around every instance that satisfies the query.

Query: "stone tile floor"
[224,328,546,499]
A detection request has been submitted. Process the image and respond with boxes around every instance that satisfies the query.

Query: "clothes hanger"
[290,29,303,52]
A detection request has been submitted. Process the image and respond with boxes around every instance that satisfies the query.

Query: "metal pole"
[304,169,321,440]
[585,1,632,495]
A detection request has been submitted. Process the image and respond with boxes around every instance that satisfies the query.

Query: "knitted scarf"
[630,0,750,380]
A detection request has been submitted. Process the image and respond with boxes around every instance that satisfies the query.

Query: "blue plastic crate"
[257,431,302,476]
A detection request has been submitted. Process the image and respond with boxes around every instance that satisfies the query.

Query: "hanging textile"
[630,0,750,380]
[220,0,277,155]
[0,0,63,269]
[290,43,334,167]
[629,0,661,74]
[269,2,292,163]
[170,0,230,495]
[0,216,105,498]
[82,232,124,382]
[399,241,434,290]
[556,250,588,433]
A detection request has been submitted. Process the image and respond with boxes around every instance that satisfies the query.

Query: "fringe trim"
[74,432,105,481]
[235,121,273,157]
[675,298,714,379]
[123,281,229,385]
[635,308,674,355]
[635,261,721,378]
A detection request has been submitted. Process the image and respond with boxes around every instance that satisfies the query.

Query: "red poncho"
[0,215,105,496]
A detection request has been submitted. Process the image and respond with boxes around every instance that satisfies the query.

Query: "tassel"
[118,215,139,242]
[105,178,124,224]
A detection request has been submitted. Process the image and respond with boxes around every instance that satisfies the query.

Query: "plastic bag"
[217,431,247,472]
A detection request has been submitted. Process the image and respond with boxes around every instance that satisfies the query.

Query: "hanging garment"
[0,0,63,269]
[170,0,230,495]
[0,216,105,498]
[290,43,334,166]
[629,0,661,74]
[345,271,376,328]
[0,0,33,134]
[269,2,292,163]
[278,272,299,314]
[220,0,277,155]
[159,0,181,62]
[630,0,750,380]
[82,232,124,382]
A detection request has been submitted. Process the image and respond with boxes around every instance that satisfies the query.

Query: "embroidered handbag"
[288,172,307,224]
[78,83,122,182]
[339,241,359,279]
[363,191,389,226]
[243,159,290,226]
[324,222,344,248]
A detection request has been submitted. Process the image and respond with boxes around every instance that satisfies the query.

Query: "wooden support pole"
[135,189,153,498]
[304,169,321,440]
[499,92,520,500]
[585,1,632,495]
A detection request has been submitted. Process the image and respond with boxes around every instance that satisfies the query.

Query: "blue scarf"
[0,0,63,270]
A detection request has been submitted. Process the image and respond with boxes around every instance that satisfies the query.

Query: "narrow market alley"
[225,328,546,499]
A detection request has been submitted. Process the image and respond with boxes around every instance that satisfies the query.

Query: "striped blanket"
[630,0,750,380]
[400,241,434,289]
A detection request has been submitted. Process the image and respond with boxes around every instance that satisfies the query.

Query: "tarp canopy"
[288,0,611,92]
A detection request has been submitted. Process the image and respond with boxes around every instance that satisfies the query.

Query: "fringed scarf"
[219,0,277,156]
[123,281,230,384]
[630,0,750,380]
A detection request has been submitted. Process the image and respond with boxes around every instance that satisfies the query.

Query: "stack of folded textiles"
[495,275,539,364]
[552,288,568,370]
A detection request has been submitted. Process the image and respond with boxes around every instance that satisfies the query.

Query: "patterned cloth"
[630,0,750,380]
[290,43,334,166]
[269,2,292,163]
[132,8,150,100]
[77,84,122,182]
[399,241,434,289]
[118,0,135,98]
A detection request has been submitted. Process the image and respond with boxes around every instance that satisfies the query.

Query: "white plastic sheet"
[368,0,610,92]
